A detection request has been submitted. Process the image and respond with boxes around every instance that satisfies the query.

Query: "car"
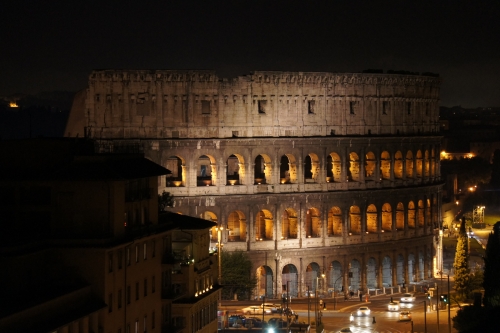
[268,317,287,328]
[262,303,279,313]
[228,314,246,327]
[400,293,416,303]
[400,301,414,308]
[242,305,272,315]
[356,306,371,316]
[399,311,412,321]
[242,317,266,328]
[388,301,400,311]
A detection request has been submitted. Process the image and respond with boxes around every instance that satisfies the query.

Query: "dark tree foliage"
[453,219,470,300]
[453,305,500,333]
[483,222,500,307]
[158,191,174,211]
[490,149,500,187]
[441,156,492,190]
[220,250,257,300]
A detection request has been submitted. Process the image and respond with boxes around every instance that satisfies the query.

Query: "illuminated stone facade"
[66,69,443,298]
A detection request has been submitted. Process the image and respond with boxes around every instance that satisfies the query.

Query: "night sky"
[1,0,499,108]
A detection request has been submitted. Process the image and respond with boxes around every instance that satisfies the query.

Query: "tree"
[220,250,257,300]
[490,149,500,187]
[158,190,174,212]
[483,222,500,307]
[453,218,470,300]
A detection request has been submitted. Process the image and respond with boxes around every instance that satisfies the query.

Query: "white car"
[400,293,416,303]
[242,305,272,315]
[357,306,371,316]
[388,301,400,311]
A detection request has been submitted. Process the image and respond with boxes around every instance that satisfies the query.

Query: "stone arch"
[197,154,217,186]
[349,259,361,291]
[305,262,323,294]
[348,152,360,182]
[327,152,342,182]
[281,208,298,239]
[381,203,392,231]
[380,151,391,180]
[227,211,246,242]
[204,211,219,241]
[349,206,361,234]
[430,148,436,177]
[255,209,273,241]
[327,206,342,236]
[408,201,416,229]
[306,207,321,238]
[329,261,343,292]
[418,200,425,227]
[426,198,431,226]
[365,151,376,180]
[408,253,415,283]
[366,204,378,233]
[304,153,320,182]
[416,150,423,178]
[165,155,185,187]
[382,256,392,287]
[418,251,425,280]
[226,154,244,185]
[396,202,405,230]
[394,151,403,179]
[396,254,405,285]
[254,154,272,184]
[256,265,273,299]
[366,257,377,289]
[406,151,414,178]
[424,150,430,177]
[282,264,299,297]
[279,154,297,184]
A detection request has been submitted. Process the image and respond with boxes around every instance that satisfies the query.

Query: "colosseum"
[65,69,443,299]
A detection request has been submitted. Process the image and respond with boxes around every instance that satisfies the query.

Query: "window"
[135,320,139,333]
[108,293,113,312]
[152,276,155,293]
[152,241,155,258]
[382,101,389,115]
[349,101,356,114]
[118,250,123,269]
[143,243,147,260]
[144,278,148,297]
[109,253,113,273]
[135,245,139,263]
[127,286,131,304]
[201,100,210,114]
[308,100,315,114]
[258,100,267,114]
[407,102,411,114]
[136,282,139,300]
[118,289,122,309]
[126,248,131,266]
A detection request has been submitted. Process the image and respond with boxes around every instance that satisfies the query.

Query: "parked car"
[356,306,371,316]
[243,317,266,328]
[268,317,287,328]
[399,311,412,321]
[400,293,416,303]
[388,301,400,311]
[228,314,246,327]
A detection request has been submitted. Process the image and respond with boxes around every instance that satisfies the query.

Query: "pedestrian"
[350,313,354,322]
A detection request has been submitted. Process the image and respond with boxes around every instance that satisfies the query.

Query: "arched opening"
[396,202,405,230]
[305,262,323,295]
[396,254,405,285]
[418,251,425,280]
[227,211,246,242]
[349,259,361,291]
[381,203,392,231]
[408,201,416,229]
[366,204,377,233]
[394,151,403,179]
[327,206,342,236]
[327,152,342,182]
[416,150,423,178]
[226,154,243,185]
[197,155,216,186]
[408,254,415,283]
[349,206,361,235]
[348,152,360,182]
[329,261,343,292]
[426,199,431,226]
[380,151,391,180]
[305,208,321,238]
[279,155,291,184]
[282,264,298,297]
[304,153,320,183]
[424,150,430,177]
[406,151,414,178]
[165,156,184,187]
[366,257,377,289]
[256,266,273,299]
[430,148,436,177]
[281,208,298,239]
[204,211,219,242]
[382,256,392,287]
[365,151,376,181]
[254,154,272,184]
[418,200,425,227]
[255,210,273,241]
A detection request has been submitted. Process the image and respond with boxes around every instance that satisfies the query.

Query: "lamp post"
[215,225,224,286]
[316,272,325,324]
[333,275,343,310]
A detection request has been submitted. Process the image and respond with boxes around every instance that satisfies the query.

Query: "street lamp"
[333,275,343,310]
[215,225,224,285]
[316,272,325,324]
